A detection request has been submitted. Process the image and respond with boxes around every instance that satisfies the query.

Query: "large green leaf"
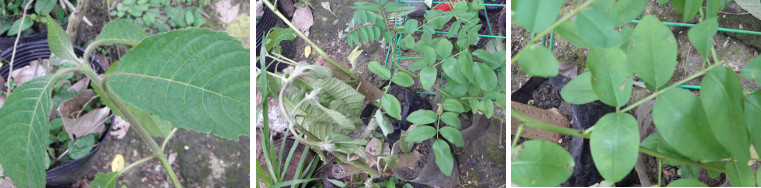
[667,179,708,187]
[0,75,59,188]
[556,21,594,49]
[653,88,729,161]
[518,44,559,77]
[105,29,249,141]
[95,19,149,46]
[515,0,564,33]
[608,0,648,27]
[727,161,756,187]
[382,94,402,120]
[47,16,78,63]
[560,72,598,104]
[443,99,465,113]
[587,48,632,107]
[740,56,761,86]
[512,140,574,187]
[705,0,729,19]
[744,93,761,159]
[405,126,436,143]
[576,9,622,48]
[407,110,437,125]
[439,126,464,147]
[440,112,461,130]
[688,17,718,60]
[35,0,57,15]
[590,113,639,182]
[472,62,497,91]
[736,0,761,21]
[433,139,454,176]
[368,61,391,80]
[701,67,750,162]
[392,72,414,87]
[627,16,678,91]
[420,67,437,90]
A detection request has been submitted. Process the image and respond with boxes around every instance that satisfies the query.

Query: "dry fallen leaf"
[304,46,312,58]
[213,0,240,25]
[0,94,5,109]
[365,137,379,156]
[110,116,131,139]
[67,77,90,93]
[168,152,177,164]
[111,154,125,172]
[292,7,314,36]
[63,107,110,139]
[58,90,95,120]
[11,61,47,87]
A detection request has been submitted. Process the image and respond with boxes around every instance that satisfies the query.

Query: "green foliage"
[701,67,750,162]
[587,48,632,107]
[517,44,558,77]
[511,140,575,187]
[607,0,648,27]
[66,134,98,159]
[345,0,416,47]
[576,9,622,48]
[110,0,206,33]
[627,15,678,91]
[406,110,437,125]
[590,113,639,182]
[405,126,436,143]
[560,72,597,104]
[381,94,402,120]
[368,61,391,80]
[92,172,119,188]
[514,0,564,33]
[667,179,708,187]
[688,17,719,60]
[432,139,453,176]
[727,161,756,187]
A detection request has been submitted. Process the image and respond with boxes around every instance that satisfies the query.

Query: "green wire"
[630,20,761,35]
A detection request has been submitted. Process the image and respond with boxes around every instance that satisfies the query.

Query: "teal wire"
[630,20,761,35]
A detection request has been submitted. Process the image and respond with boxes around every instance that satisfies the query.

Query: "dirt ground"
[511,0,761,186]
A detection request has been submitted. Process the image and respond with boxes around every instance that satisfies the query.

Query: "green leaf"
[447,21,461,38]
[34,0,57,15]
[472,49,506,70]
[727,161,756,187]
[91,172,119,188]
[512,140,574,187]
[607,0,648,27]
[0,75,59,188]
[745,92,761,159]
[420,67,437,90]
[405,126,436,142]
[392,72,414,87]
[46,16,80,64]
[591,0,614,13]
[640,132,689,161]
[590,113,639,182]
[515,0,564,32]
[706,0,728,19]
[653,88,729,161]
[105,29,249,141]
[415,45,436,65]
[576,9,622,48]
[442,58,465,83]
[627,15,678,91]
[679,165,701,180]
[375,109,393,136]
[382,94,402,120]
[736,0,761,21]
[194,10,205,27]
[688,17,718,60]
[556,21,594,49]
[701,67,750,162]
[95,18,149,46]
[667,179,708,187]
[560,72,598,104]
[757,167,761,186]
[440,112,461,130]
[266,27,297,52]
[403,19,418,33]
[480,99,494,118]
[472,62,497,91]
[433,139,454,176]
[67,134,97,159]
[185,10,194,25]
[518,44,559,77]
[435,39,453,59]
[674,0,702,22]
[8,18,32,36]
[407,110,437,125]
[587,48,632,107]
[368,61,391,80]
[443,99,465,113]
[741,56,761,86]
[439,126,464,147]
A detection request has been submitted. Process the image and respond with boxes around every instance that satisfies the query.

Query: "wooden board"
[511,101,571,142]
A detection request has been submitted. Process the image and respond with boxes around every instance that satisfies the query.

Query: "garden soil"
[512,0,761,186]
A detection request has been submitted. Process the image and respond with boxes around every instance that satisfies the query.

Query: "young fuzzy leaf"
[576,9,622,48]
[433,139,454,176]
[392,72,414,87]
[368,61,391,80]
[382,94,402,120]
[95,19,149,46]
[727,161,756,187]
[0,75,59,188]
[628,16,678,91]
[560,72,598,104]
[701,67,750,162]
[420,67,437,90]
[47,16,79,63]
[405,126,436,143]
[512,140,575,187]
[591,113,639,182]
[587,48,632,107]
[688,17,718,60]
[407,110,437,125]
[515,0,564,33]
[518,44,559,77]
[105,29,249,141]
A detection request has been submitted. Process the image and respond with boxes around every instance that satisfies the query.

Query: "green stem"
[512,124,525,149]
[621,62,723,113]
[116,156,156,179]
[261,0,358,83]
[161,128,179,151]
[657,158,662,187]
[510,0,595,65]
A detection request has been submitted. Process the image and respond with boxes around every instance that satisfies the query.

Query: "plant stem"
[116,156,156,179]
[511,125,525,149]
[639,147,725,173]
[161,128,179,151]
[510,0,595,65]
[657,158,662,187]
[261,0,358,83]
[7,0,34,95]
[621,62,723,113]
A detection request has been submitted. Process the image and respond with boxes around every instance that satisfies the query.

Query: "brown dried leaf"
[0,94,5,109]
[109,116,130,139]
[292,7,313,36]
[214,0,240,24]
[11,61,47,87]
[365,137,379,156]
[67,77,90,93]
[57,89,95,119]
[62,107,110,139]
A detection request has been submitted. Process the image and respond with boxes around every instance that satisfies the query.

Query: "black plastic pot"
[0,39,105,78]
[0,22,69,52]
[0,39,109,187]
